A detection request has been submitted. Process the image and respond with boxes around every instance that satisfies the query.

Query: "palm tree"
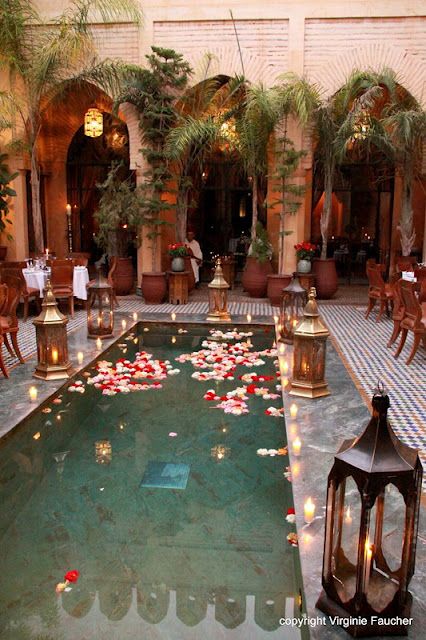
[0,0,141,254]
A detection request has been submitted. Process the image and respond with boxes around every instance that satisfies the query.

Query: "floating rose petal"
[168,432,178,437]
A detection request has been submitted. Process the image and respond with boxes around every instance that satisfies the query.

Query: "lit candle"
[279,343,286,355]
[293,319,298,328]
[304,497,315,524]
[364,538,373,590]
[292,437,301,457]
[282,376,289,388]
[96,337,102,351]
[45,248,49,260]
[273,315,279,324]
[281,359,289,374]
[246,313,252,323]
[345,506,353,526]
[171,312,176,322]
[292,461,300,478]
[29,386,38,402]
[133,312,138,321]
[289,403,298,418]
[33,431,41,440]
[277,323,283,334]
[51,348,58,365]
[77,351,84,365]
[171,336,176,344]
[121,319,127,330]
[66,203,72,217]
[289,421,298,436]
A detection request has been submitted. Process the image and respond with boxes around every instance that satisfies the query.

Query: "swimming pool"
[0,323,308,639]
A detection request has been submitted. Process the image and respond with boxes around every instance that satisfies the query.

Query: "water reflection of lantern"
[290,287,330,398]
[317,388,423,637]
[33,280,74,380]
[206,259,231,323]
[95,440,112,464]
[211,444,230,461]
[87,268,114,339]
[279,273,307,343]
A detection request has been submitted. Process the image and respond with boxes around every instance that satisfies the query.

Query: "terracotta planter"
[267,273,292,306]
[141,272,167,304]
[111,257,134,295]
[242,257,272,298]
[0,246,7,261]
[184,256,195,290]
[312,258,338,299]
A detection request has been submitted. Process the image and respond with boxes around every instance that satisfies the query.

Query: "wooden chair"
[387,278,404,347]
[51,263,74,317]
[0,266,40,321]
[0,283,9,377]
[365,266,394,321]
[393,280,426,365]
[0,275,25,364]
[47,258,75,267]
[68,252,90,267]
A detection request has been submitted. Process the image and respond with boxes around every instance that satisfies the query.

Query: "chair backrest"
[0,261,26,269]
[0,267,28,295]
[51,264,73,286]
[73,256,88,267]
[0,275,22,322]
[366,266,386,293]
[0,283,8,315]
[399,280,422,330]
[47,259,74,267]
[68,252,90,260]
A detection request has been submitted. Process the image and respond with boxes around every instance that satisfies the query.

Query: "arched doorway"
[66,113,132,259]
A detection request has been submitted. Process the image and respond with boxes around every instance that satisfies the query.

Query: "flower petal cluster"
[168,242,189,258]
[294,241,317,260]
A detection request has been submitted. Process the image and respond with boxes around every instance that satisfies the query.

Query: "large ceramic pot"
[171,256,185,272]
[184,256,195,290]
[312,258,338,299]
[0,246,7,261]
[242,257,273,298]
[111,257,134,295]
[266,273,292,306]
[297,259,311,274]
[141,272,167,304]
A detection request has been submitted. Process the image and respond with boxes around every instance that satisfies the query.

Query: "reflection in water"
[0,324,306,639]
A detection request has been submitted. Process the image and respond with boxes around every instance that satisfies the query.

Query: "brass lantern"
[84,108,103,138]
[289,287,330,398]
[87,268,114,339]
[206,259,231,323]
[33,280,74,380]
[279,273,307,343]
[317,387,423,637]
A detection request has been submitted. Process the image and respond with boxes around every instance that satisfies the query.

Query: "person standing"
[185,229,203,284]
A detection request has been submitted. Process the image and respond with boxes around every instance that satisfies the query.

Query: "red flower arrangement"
[168,242,189,258]
[294,242,317,260]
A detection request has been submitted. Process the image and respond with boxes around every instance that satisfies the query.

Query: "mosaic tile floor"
[320,303,426,486]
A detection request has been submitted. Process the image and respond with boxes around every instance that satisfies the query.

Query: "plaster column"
[2,165,29,260]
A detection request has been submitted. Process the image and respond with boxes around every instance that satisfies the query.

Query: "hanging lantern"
[317,386,423,636]
[84,108,103,138]
[206,259,231,323]
[87,268,114,338]
[33,280,74,380]
[290,287,330,398]
[278,273,307,343]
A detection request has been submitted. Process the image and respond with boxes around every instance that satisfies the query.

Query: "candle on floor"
[171,312,176,322]
[304,497,315,524]
[279,343,286,356]
[77,351,84,365]
[121,319,127,330]
[96,337,102,351]
[292,437,301,457]
[289,402,298,418]
[29,386,38,402]
[273,315,279,324]
[133,312,138,321]
[171,336,176,344]
[282,376,289,389]
[51,348,58,365]
[281,359,289,373]
[246,313,252,323]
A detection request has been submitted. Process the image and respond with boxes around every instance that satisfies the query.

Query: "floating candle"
[171,312,176,322]
[304,497,315,524]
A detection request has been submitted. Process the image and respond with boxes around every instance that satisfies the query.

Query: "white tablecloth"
[23,267,89,300]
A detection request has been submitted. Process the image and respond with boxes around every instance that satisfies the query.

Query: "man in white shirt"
[185,229,203,284]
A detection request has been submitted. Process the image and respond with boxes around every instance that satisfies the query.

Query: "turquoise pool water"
[0,323,307,640]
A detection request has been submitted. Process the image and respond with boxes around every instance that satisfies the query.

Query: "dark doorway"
[66,113,132,259]
[311,163,394,280]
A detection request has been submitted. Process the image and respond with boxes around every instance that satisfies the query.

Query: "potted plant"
[243,222,273,298]
[0,154,17,260]
[168,242,189,272]
[294,242,317,273]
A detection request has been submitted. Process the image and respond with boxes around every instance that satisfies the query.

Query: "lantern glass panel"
[373,483,405,575]
[330,476,361,603]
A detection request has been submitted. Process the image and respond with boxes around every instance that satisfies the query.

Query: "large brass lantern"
[84,108,103,138]
[87,269,114,338]
[290,287,330,398]
[33,280,74,380]
[317,388,423,637]
[279,273,307,343]
[206,259,231,323]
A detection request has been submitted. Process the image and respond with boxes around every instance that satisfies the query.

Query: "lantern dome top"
[336,388,420,476]
[33,280,68,325]
[283,272,306,295]
[208,260,230,289]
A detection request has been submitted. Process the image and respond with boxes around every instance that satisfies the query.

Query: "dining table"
[22,266,90,300]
